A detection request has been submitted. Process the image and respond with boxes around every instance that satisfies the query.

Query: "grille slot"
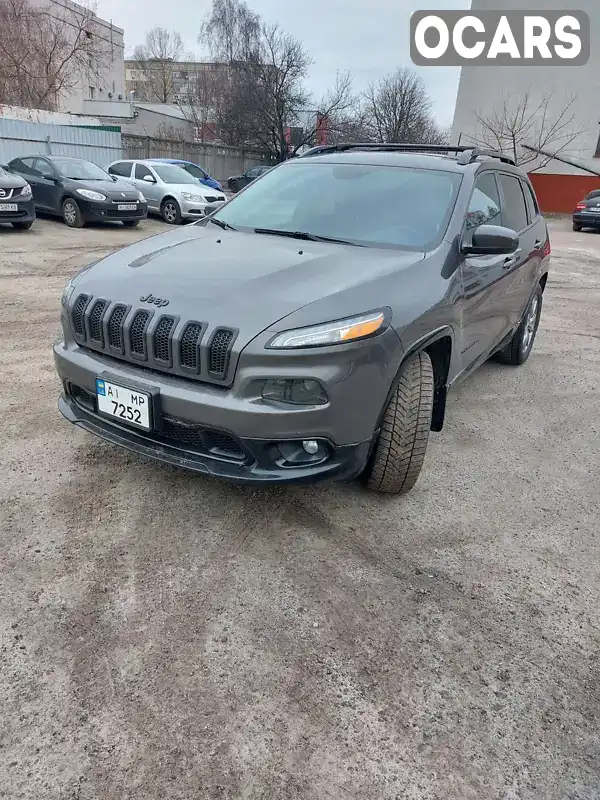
[130,310,150,358]
[161,418,246,461]
[88,299,108,345]
[153,316,176,364]
[180,323,203,371]
[209,328,234,377]
[107,304,128,350]
[71,294,90,338]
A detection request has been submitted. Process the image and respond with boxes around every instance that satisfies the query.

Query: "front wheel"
[122,219,140,228]
[573,222,583,232]
[495,285,543,366]
[161,198,181,224]
[362,351,434,495]
[62,198,84,228]
[12,220,33,230]
[230,180,240,193]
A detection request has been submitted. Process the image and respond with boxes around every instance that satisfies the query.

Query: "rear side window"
[465,173,502,241]
[10,157,37,175]
[108,162,132,177]
[522,180,540,223]
[499,174,529,232]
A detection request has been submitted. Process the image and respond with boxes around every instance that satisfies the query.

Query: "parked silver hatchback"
[106,159,226,224]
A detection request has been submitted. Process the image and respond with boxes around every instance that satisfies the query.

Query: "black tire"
[161,198,182,224]
[230,179,240,193]
[11,220,33,230]
[573,222,583,232]
[62,198,84,228]
[122,219,140,228]
[362,351,434,495]
[495,284,543,366]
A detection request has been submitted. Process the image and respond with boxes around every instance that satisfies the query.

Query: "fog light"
[302,440,319,454]
[262,379,327,405]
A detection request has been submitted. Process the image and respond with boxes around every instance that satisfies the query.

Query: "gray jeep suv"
[54,143,550,494]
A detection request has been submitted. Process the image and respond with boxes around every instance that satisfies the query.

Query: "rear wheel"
[161,198,181,224]
[122,219,140,228]
[573,222,583,232]
[495,285,543,366]
[362,351,434,495]
[11,220,33,230]
[62,198,84,228]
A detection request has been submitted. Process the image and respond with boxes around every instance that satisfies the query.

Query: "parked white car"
[106,159,226,224]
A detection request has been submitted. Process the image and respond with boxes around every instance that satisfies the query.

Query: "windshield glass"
[212,161,461,250]
[184,163,208,180]
[152,164,199,185]
[52,158,110,180]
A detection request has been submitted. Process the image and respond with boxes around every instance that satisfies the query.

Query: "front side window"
[135,164,154,181]
[183,163,208,180]
[211,161,462,250]
[465,173,502,241]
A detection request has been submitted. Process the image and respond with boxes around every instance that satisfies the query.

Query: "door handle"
[534,239,543,249]
[503,249,521,269]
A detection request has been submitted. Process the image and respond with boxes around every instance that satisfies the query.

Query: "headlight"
[181,192,205,202]
[138,191,146,202]
[20,183,32,197]
[61,259,101,308]
[76,189,107,201]
[266,310,387,349]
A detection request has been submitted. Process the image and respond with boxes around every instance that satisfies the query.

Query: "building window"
[89,86,95,100]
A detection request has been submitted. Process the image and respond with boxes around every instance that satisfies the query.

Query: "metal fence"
[122,134,271,183]
[0,118,123,166]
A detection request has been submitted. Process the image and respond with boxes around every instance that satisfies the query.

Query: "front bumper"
[180,198,226,220]
[81,199,148,223]
[0,198,35,223]
[573,212,600,227]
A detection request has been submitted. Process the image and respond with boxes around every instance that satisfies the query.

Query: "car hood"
[74,226,424,348]
[65,177,141,201]
[0,170,27,188]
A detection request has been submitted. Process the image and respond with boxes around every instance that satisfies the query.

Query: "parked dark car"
[0,165,35,229]
[54,143,550,495]
[147,159,224,192]
[572,189,600,231]
[7,156,148,228]
[227,165,272,192]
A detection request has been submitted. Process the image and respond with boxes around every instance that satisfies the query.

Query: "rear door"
[497,173,539,329]
[458,171,517,367]
[9,158,41,200]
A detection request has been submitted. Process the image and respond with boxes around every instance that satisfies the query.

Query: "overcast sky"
[96,0,471,125]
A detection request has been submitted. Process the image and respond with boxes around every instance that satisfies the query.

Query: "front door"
[458,171,520,369]
[133,163,161,211]
[33,158,60,211]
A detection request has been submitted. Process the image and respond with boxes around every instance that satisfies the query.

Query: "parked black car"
[572,189,600,231]
[227,165,272,193]
[0,165,35,229]
[6,156,148,228]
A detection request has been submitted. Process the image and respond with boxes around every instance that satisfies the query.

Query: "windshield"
[52,158,110,180]
[152,164,199,185]
[184,163,208,180]
[212,161,462,250]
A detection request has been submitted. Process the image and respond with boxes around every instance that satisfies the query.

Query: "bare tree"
[200,0,260,64]
[471,90,582,170]
[131,27,185,103]
[0,0,107,110]
[362,67,446,145]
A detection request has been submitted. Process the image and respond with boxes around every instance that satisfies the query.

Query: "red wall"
[528,173,600,214]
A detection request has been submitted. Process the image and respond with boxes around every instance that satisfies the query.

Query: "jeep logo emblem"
[140,293,169,307]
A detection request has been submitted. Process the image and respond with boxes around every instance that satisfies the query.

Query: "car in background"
[106,159,226,224]
[6,156,147,228]
[227,165,272,193]
[146,158,224,192]
[572,189,600,231]
[0,165,35,230]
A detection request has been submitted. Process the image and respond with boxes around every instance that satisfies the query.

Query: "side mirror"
[143,174,156,183]
[462,224,519,256]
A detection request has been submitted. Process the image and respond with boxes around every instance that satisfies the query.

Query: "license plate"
[95,378,151,430]
[118,203,137,211]
[587,208,600,213]
[0,203,18,212]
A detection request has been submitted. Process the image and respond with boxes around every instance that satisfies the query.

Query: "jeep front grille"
[69,293,237,385]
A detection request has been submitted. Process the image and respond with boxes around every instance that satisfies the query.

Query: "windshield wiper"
[253,228,362,246]
[208,217,237,231]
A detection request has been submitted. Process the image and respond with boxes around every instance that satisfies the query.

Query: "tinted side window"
[135,163,154,180]
[184,164,207,179]
[465,173,502,241]
[522,180,539,223]
[109,162,132,177]
[34,158,56,178]
[499,174,529,232]
[10,157,37,175]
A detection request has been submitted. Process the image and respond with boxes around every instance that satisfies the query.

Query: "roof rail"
[298,142,516,166]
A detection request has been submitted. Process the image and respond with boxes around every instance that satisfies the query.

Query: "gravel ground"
[1,216,599,800]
